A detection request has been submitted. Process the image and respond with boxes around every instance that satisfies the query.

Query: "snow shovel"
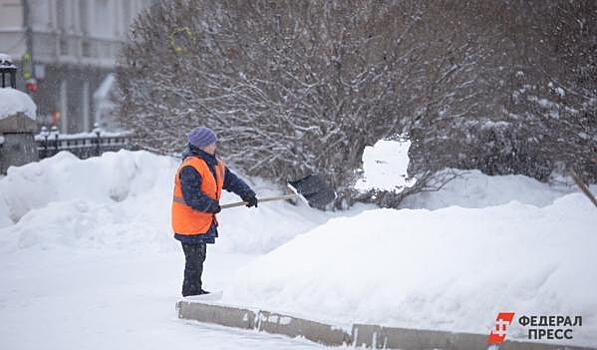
[221,174,336,209]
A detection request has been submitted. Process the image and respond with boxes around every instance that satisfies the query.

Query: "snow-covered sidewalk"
[0,248,328,349]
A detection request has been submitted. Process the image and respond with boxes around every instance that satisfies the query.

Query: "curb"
[176,300,350,346]
[176,300,594,350]
[351,324,591,350]
[177,301,256,330]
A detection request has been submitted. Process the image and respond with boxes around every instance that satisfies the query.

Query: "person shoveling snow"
[172,127,336,298]
[172,127,259,297]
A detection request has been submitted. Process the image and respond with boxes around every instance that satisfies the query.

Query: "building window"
[56,0,68,55]
[94,0,110,38]
[56,0,66,31]
[123,1,131,31]
[79,0,88,34]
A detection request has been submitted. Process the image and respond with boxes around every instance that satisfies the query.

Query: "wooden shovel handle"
[220,194,298,209]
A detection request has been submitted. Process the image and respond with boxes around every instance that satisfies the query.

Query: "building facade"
[0,0,154,133]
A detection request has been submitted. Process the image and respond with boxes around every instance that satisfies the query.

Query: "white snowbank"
[401,169,574,209]
[226,194,597,345]
[355,138,573,208]
[0,87,37,120]
[0,150,341,254]
[355,139,416,192]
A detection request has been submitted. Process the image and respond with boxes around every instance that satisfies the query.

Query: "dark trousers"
[181,242,207,297]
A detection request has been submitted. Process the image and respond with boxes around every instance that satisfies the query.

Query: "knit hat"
[188,127,217,148]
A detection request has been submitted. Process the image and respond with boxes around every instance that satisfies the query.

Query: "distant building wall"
[0,0,155,133]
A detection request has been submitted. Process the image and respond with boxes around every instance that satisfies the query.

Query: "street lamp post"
[40,126,49,158]
[93,122,102,156]
[50,125,59,155]
[0,54,17,88]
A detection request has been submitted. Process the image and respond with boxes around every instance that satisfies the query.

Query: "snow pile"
[226,194,597,345]
[355,139,416,192]
[401,169,573,209]
[0,87,37,120]
[354,139,572,209]
[0,150,334,253]
[0,151,176,251]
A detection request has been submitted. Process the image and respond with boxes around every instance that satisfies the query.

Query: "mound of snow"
[0,150,175,225]
[354,139,572,209]
[0,87,37,120]
[0,150,340,254]
[401,169,574,209]
[226,193,597,346]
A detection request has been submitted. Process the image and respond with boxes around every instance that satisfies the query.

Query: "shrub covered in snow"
[120,0,597,204]
[407,1,597,183]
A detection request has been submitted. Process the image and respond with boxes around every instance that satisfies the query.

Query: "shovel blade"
[288,174,336,209]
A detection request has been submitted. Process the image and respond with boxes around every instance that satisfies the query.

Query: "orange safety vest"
[171,156,226,235]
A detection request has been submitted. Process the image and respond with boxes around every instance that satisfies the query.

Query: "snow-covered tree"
[407,1,597,184]
[119,0,596,209]
[118,0,441,206]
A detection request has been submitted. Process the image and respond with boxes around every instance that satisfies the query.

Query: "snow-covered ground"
[1,145,595,348]
[0,150,365,349]
[0,248,328,350]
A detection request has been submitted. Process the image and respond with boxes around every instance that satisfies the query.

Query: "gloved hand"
[209,201,221,214]
[242,192,258,208]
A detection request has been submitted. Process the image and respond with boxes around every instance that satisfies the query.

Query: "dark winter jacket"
[174,144,255,244]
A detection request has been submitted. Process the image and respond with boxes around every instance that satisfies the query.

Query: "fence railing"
[35,128,134,160]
